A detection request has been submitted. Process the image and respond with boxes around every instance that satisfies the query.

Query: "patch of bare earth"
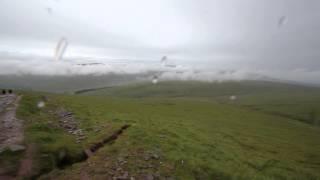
[0,95,35,179]
[54,108,87,143]
[0,95,23,149]
[17,144,35,178]
[0,95,26,178]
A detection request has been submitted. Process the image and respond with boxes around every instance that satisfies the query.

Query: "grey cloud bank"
[0,0,320,84]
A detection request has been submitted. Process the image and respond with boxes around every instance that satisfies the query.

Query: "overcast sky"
[0,0,320,84]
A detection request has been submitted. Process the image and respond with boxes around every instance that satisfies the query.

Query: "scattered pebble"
[8,144,26,152]
[55,108,86,142]
[151,154,159,160]
[145,174,154,180]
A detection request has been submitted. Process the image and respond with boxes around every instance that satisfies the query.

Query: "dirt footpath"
[0,94,23,151]
[0,94,33,179]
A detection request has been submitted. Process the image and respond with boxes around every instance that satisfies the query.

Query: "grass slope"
[80,80,320,126]
[14,80,320,179]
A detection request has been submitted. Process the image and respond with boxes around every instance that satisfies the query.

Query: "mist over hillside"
[0,72,318,93]
[0,74,149,92]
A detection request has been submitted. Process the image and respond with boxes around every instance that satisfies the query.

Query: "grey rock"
[116,167,122,171]
[118,157,125,162]
[0,147,6,153]
[116,171,129,179]
[58,149,67,160]
[159,135,166,138]
[154,172,160,178]
[166,177,175,180]
[145,174,154,180]
[8,144,26,152]
[144,155,150,161]
[151,154,159,159]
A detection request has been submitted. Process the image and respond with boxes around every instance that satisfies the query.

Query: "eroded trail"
[17,144,35,178]
[0,94,25,179]
[0,94,23,151]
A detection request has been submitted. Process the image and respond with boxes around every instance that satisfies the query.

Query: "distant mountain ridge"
[0,72,319,93]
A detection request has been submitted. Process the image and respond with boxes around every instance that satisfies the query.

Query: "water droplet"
[152,76,158,84]
[55,38,68,61]
[278,16,286,27]
[161,56,167,65]
[46,7,53,15]
[37,101,45,108]
[229,95,237,101]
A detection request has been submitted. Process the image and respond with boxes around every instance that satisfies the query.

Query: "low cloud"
[1,52,320,85]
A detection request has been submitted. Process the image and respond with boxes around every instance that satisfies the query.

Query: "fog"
[0,0,320,84]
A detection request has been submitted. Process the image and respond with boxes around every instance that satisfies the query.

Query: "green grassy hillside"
[79,80,320,126]
[76,80,318,97]
[14,81,320,179]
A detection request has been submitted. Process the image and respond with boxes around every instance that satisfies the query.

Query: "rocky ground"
[0,94,24,153]
[54,108,87,143]
[0,95,171,179]
[41,148,172,180]
[0,94,31,179]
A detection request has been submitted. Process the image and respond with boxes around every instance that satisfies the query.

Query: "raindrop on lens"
[152,76,158,84]
[37,101,45,108]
